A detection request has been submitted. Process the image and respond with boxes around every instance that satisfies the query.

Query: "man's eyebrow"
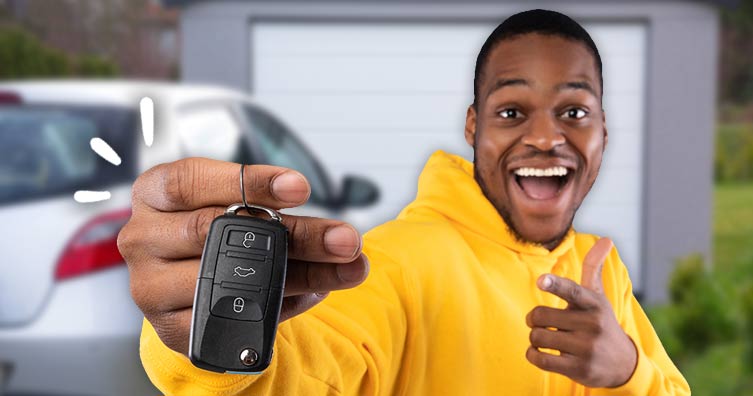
[556,81,598,98]
[485,78,529,99]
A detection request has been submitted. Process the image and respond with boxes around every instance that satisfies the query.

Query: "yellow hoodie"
[140,151,690,395]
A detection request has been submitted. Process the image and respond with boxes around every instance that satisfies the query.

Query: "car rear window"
[0,105,137,206]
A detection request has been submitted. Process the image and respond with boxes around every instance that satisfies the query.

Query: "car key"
[189,202,288,373]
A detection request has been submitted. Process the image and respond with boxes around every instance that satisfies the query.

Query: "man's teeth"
[513,166,569,177]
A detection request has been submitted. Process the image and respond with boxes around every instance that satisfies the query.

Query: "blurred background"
[0,0,751,395]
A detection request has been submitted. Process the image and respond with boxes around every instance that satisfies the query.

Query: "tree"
[0,26,118,78]
[720,0,753,106]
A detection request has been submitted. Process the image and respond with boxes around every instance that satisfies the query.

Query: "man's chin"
[521,229,572,250]
[502,210,573,250]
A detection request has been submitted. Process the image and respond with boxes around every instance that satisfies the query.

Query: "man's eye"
[499,109,520,119]
[563,108,587,119]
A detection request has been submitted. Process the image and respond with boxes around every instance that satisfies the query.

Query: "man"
[119,9,690,395]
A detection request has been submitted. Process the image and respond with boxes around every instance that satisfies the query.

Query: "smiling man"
[119,9,690,395]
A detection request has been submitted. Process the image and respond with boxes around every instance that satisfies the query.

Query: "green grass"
[715,124,753,182]
[683,342,753,396]
[711,183,753,317]
[648,182,753,395]
[713,183,753,277]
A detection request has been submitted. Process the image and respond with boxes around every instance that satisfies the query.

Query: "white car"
[0,80,379,395]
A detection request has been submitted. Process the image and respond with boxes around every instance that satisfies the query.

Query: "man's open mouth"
[512,166,574,200]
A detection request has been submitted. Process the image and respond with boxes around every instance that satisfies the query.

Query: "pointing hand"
[524,238,638,388]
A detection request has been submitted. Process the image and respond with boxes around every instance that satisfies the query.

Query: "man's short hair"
[473,9,604,108]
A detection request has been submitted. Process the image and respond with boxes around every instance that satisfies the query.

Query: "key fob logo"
[233,266,256,277]
[242,232,256,248]
[233,297,245,313]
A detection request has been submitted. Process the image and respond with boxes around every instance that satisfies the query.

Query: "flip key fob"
[189,203,288,373]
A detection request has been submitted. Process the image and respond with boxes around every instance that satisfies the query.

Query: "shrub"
[667,254,738,355]
[75,54,118,77]
[646,304,683,361]
[0,27,117,78]
[716,124,753,183]
[742,282,753,371]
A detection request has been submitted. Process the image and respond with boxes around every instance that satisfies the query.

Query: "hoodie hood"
[398,150,575,259]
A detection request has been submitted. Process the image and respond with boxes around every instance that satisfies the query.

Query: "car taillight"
[0,91,22,105]
[54,208,132,281]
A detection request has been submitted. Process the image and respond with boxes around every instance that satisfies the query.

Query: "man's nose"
[520,113,566,151]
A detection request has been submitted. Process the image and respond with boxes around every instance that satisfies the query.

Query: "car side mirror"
[338,175,379,208]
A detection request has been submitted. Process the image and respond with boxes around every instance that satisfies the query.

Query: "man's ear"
[601,109,608,149]
[465,104,477,148]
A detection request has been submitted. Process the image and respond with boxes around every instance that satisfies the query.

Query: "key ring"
[234,164,282,222]
[240,163,252,212]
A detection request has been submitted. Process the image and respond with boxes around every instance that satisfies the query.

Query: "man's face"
[465,33,607,249]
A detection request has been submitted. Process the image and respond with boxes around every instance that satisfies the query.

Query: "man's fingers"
[538,274,599,310]
[279,292,330,323]
[526,306,594,331]
[284,215,362,262]
[123,206,225,259]
[129,258,199,316]
[127,209,362,263]
[525,346,579,379]
[581,237,613,293]
[133,158,310,212]
[284,254,370,296]
[529,327,582,355]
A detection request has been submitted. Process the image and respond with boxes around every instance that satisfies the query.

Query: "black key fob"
[189,203,287,373]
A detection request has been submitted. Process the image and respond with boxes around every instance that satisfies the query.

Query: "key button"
[215,256,272,288]
[210,286,267,321]
[227,230,271,251]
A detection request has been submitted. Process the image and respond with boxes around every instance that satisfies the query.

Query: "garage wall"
[250,22,647,289]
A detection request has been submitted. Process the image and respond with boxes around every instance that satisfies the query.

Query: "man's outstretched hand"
[525,238,638,388]
[117,158,369,355]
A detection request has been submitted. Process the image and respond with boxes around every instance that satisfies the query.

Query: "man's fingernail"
[271,172,309,203]
[324,225,361,258]
[540,275,553,290]
[336,261,366,283]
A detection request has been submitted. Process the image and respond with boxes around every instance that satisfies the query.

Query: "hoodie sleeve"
[591,249,691,396]
[139,242,416,396]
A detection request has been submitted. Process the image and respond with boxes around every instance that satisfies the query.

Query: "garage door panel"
[601,129,643,167]
[254,23,491,56]
[304,132,467,168]
[604,93,644,133]
[255,23,645,56]
[575,206,640,246]
[588,24,646,56]
[602,54,645,95]
[256,55,473,93]
[576,216,639,242]
[259,93,470,130]
[304,126,462,135]
[586,168,642,205]
[574,207,642,281]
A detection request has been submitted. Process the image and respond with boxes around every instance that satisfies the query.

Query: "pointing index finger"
[538,274,599,310]
[134,158,311,212]
[581,237,613,293]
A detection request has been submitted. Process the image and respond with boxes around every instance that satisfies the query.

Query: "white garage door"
[251,22,646,291]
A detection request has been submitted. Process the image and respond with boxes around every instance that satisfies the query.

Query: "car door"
[175,100,260,166]
[236,103,341,219]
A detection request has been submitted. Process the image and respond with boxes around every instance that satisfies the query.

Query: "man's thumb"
[581,237,613,293]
